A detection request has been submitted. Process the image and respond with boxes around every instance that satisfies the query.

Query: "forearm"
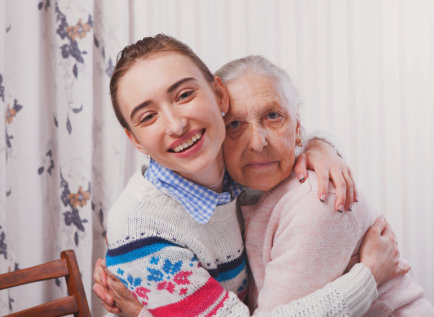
[252,263,377,317]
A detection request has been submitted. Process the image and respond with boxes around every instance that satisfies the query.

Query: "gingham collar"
[144,159,243,224]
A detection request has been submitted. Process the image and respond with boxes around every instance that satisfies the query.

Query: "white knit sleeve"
[251,263,377,317]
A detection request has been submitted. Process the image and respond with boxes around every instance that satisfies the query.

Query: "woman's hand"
[92,258,121,314]
[360,217,410,285]
[105,267,144,317]
[294,138,356,212]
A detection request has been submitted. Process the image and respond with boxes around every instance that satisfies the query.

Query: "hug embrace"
[93,34,434,316]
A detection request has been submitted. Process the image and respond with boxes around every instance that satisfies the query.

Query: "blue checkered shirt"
[144,159,243,224]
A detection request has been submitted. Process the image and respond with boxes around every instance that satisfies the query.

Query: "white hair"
[215,55,302,121]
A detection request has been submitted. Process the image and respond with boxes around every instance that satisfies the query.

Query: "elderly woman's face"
[223,72,300,191]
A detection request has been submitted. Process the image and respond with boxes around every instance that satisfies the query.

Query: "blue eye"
[267,111,281,120]
[228,121,241,129]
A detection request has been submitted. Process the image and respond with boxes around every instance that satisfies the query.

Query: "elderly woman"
[217,55,434,315]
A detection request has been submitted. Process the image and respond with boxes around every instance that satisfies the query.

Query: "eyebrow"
[129,77,196,121]
[167,77,195,93]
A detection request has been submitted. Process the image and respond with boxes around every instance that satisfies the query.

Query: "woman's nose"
[165,110,187,136]
[248,124,268,152]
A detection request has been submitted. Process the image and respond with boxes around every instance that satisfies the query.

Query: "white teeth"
[172,131,203,153]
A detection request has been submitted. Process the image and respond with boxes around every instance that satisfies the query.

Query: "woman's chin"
[242,179,280,192]
[239,168,291,192]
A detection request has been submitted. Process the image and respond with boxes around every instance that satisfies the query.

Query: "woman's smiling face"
[117,52,228,180]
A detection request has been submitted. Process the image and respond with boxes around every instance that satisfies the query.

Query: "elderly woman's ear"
[295,121,302,146]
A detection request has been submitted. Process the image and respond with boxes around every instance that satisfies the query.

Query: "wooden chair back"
[0,249,91,317]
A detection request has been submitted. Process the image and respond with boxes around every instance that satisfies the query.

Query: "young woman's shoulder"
[106,165,187,244]
[110,165,182,214]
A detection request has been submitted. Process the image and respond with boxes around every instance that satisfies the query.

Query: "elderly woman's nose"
[248,124,268,152]
[165,110,187,136]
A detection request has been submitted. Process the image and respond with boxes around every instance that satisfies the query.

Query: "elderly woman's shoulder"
[277,170,334,196]
[262,171,337,209]
[250,171,323,209]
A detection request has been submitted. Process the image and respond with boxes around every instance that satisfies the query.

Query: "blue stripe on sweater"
[106,236,246,282]
[106,242,175,267]
[208,250,246,281]
[107,236,174,256]
[215,257,246,282]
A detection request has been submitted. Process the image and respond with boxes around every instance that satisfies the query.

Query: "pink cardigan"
[241,171,434,315]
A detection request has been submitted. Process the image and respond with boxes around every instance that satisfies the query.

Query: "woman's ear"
[295,121,302,144]
[296,121,301,138]
[213,76,230,115]
[124,128,148,155]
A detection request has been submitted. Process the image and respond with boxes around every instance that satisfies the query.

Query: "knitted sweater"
[106,166,384,316]
[242,171,434,316]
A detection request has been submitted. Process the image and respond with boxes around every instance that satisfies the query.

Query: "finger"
[370,216,386,235]
[399,263,411,275]
[93,258,107,287]
[342,170,354,211]
[107,276,125,302]
[381,220,392,236]
[347,167,358,203]
[104,267,118,281]
[331,173,346,212]
[316,169,330,203]
[101,300,121,314]
[294,153,308,183]
[93,261,101,283]
[98,262,108,287]
[93,283,115,306]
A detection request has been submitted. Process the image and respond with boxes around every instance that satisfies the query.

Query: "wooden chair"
[0,249,91,317]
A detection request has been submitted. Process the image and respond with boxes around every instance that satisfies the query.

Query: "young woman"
[94,34,403,316]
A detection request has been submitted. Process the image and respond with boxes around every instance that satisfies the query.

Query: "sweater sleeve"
[106,241,249,316]
[253,263,377,317]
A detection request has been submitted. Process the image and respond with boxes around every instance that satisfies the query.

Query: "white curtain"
[1,0,433,314]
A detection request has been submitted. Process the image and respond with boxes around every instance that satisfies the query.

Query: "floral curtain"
[0,0,140,314]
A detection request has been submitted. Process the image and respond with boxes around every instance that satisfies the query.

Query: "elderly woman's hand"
[104,267,145,317]
[92,258,122,314]
[294,138,357,212]
[360,216,410,285]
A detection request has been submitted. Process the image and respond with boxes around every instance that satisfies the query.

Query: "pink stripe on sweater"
[149,277,225,317]
[206,291,229,317]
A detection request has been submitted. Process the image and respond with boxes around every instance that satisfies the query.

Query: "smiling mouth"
[169,129,205,153]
